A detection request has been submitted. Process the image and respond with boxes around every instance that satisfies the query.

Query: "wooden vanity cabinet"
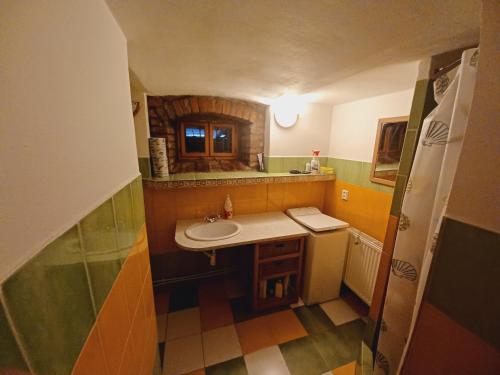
[252,237,304,311]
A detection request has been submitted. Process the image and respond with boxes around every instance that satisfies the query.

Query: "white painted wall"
[328,89,414,161]
[131,89,150,157]
[0,1,138,281]
[268,103,333,156]
[447,0,500,233]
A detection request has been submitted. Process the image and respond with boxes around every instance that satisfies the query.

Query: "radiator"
[343,228,382,305]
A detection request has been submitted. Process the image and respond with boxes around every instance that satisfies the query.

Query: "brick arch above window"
[147,95,267,172]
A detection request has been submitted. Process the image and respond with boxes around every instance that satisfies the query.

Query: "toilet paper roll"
[148,137,169,178]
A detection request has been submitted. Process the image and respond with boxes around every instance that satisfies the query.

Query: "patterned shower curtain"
[374,48,479,375]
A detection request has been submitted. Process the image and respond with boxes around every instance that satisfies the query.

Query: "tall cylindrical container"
[148,137,169,178]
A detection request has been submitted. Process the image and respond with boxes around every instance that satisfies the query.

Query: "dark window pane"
[213,127,232,153]
[185,126,206,153]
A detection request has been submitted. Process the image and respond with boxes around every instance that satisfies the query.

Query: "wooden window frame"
[179,122,209,158]
[209,123,238,159]
[179,121,238,159]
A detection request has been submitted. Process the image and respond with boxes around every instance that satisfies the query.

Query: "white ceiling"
[107,0,480,104]
[312,61,419,104]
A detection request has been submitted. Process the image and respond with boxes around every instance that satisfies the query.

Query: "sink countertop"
[175,211,309,251]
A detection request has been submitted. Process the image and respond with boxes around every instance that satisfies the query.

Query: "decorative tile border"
[143,172,335,190]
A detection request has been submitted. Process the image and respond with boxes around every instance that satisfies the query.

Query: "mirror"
[370,116,409,186]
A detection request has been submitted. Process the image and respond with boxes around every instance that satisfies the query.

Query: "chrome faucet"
[204,214,221,223]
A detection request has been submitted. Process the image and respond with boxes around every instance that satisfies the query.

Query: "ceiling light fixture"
[272,94,303,128]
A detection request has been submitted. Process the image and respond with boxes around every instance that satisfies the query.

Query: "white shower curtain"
[374,48,479,375]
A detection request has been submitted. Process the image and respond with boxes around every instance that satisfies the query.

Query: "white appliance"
[286,207,349,305]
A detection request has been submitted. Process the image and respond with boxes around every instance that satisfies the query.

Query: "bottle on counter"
[311,150,321,174]
[224,194,233,219]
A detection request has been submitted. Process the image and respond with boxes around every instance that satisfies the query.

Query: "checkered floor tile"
[154,278,366,375]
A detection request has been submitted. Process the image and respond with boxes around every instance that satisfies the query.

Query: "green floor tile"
[338,319,366,342]
[279,336,329,375]
[206,356,248,375]
[293,305,335,335]
[310,319,365,370]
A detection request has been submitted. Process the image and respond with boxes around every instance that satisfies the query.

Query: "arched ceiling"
[107,0,480,103]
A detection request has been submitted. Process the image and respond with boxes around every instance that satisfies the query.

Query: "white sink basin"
[185,220,242,241]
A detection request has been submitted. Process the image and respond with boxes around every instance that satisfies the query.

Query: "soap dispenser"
[224,194,233,219]
[311,150,321,174]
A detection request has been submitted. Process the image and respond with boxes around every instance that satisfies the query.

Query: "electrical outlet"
[341,189,349,201]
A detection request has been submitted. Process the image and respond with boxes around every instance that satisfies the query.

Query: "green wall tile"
[282,157,298,172]
[138,157,151,178]
[359,162,373,189]
[378,185,394,194]
[407,80,436,131]
[326,157,393,194]
[80,199,121,311]
[265,156,329,173]
[390,174,407,216]
[326,157,337,169]
[131,176,146,231]
[344,159,362,185]
[80,199,118,254]
[0,302,29,373]
[265,157,283,173]
[113,185,136,262]
[427,217,500,349]
[2,226,95,375]
[333,158,346,180]
[263,156,270,171]
[84,257,121,312]
[397,130,418,176]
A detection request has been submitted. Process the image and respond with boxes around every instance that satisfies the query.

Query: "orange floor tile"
[265,310,308,344]
[333,361,357,375]
[235,310,307,354]
[235,316,277,354]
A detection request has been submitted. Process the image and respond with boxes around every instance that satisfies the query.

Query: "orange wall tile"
[144,182,327,255]
[72,325,109,375]
[324,179,392,242]
[72,226,157,375]
[403,302,500,374]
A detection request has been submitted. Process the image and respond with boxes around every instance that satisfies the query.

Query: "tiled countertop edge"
[143,173,335,189]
